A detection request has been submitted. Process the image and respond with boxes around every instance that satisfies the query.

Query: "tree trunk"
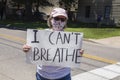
[36,0,40,12]
[25,0,33,21]
[0,0,7,20]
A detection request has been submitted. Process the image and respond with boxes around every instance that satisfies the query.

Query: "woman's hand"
[80,49,84,56]
[23,44,31,53]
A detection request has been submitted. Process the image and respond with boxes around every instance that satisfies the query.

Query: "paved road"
[0,28,120,80]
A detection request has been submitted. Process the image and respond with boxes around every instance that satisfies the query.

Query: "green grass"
[0,20,120,39]
[0,20,47,29]
[65,28,120,39]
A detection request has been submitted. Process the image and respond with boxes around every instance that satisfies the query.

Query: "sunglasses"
[53,17,66,22]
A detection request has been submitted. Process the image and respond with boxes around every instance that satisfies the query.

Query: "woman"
[23,7,84,80]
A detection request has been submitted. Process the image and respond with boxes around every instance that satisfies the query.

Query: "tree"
[59,0,76,10]
[10,0,24,9]
[11,0,53,21]
[59,0,77,21]
[0,0,7,20]
[34,0,53,12]
[24,0,32,21]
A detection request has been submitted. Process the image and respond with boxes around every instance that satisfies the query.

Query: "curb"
[0,24,27,31]
[83,38,100,44]
[0,24,101,44]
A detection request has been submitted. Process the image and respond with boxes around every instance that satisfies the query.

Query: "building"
[77,0,120,26]
[33,0,120,26]
[1,0,120,26]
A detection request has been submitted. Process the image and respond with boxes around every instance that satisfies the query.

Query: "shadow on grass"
[0,20,120,31]
[0,20,48,31]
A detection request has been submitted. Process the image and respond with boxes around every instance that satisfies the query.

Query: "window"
[85,6,91,18]
[104,6,111,19]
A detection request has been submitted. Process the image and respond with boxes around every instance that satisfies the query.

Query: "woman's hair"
[47,16,53,28]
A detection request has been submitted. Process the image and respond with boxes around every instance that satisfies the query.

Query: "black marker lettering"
[33,47,40,61]
[53,48,61,62]
[60,48,64,62]
[75,49,81,63]
[56,32,63,44]
[31,30,39,43]
[49,32,54,45]
[46,48,52,61]
[74,33,81,45]
[64,33,71,44]
[66,49,75,61]
[41,48,47,61]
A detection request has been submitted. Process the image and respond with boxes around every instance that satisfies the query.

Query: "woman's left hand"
[80,49,84,56]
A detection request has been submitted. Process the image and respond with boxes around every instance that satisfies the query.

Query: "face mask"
[51,19,66,31]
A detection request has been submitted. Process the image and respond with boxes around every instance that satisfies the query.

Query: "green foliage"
[59,0,76,10]
[10,0,53,20]
[10,0,53,8]
[9,0,25,8]
[34,0,53,6]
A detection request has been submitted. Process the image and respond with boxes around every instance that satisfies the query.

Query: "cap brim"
[53,13,68,19]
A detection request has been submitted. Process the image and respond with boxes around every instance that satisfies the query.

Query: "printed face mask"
[51,18,66,31]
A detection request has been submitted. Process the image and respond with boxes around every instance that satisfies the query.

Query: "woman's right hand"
[23,44,31,53]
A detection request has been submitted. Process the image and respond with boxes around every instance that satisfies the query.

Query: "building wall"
[77,0,99,23]
[3,0,120,25]
[112,0,120,25]
[76,0,119,25]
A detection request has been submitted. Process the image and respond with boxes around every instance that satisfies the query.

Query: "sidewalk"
[87,36,120,48]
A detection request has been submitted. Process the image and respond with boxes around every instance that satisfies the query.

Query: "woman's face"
[51,16,67,31]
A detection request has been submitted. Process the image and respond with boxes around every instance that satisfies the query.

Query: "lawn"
[65,28,120,39]
[0,20,120,39]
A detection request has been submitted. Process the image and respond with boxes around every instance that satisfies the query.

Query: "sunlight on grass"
[65,28,120,39]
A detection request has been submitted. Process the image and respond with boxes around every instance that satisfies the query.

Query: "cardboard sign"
[26,29,83,68]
